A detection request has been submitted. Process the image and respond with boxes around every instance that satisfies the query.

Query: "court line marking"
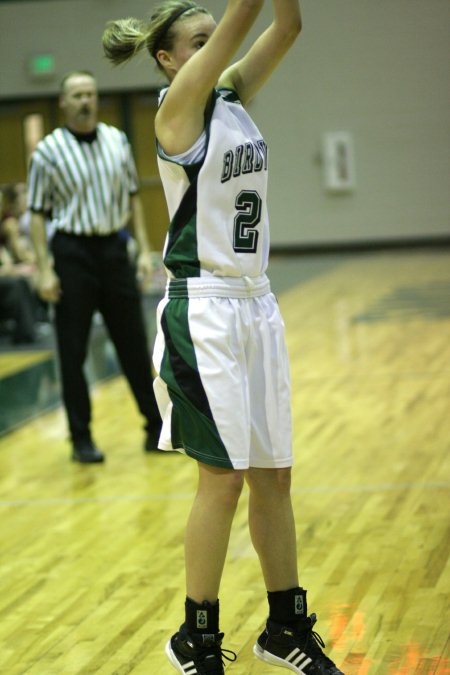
[0,481,448,507]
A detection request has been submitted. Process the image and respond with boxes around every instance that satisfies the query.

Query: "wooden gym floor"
[0,249,449,674]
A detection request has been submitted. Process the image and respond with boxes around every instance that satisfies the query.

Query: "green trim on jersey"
[163,91,219,279]
[160,298,233,468]
[218,88,241,104]
[163,169,202,278]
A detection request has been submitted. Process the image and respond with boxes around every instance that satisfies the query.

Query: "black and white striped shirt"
[28,122,138,236]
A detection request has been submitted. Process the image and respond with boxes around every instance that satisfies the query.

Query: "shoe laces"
[192,633,237,672]
[300,614,340,669]
[302,613,326,652]
[219,647,237,667]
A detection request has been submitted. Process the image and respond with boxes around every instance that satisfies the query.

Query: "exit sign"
[29,53,56,78]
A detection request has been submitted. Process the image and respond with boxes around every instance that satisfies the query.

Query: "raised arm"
[155,0,264,156]
[219,0,302,105]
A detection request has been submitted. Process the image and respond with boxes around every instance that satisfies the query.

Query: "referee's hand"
[38,267,61,303]
[136,251,156,292]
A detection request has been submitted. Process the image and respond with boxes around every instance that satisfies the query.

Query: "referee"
[28,70,162,463]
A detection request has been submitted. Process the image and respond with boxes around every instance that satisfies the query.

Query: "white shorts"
[152,275,293,470]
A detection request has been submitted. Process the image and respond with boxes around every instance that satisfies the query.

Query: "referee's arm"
[30,210,61,303]
[130,193,156,290]
[130,193,153,253]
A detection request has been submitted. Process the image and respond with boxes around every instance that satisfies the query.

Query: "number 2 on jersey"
[233,190,261,253]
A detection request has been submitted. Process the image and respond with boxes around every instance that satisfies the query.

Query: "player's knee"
[247,466,292,496]
[214,470,245,509]
[273,467,292,494]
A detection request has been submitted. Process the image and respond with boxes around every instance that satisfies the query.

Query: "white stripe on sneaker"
[253,641,315,674]
[286,647,313,672]
[182,661,197,674]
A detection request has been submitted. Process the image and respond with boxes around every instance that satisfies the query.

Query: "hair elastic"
[152,4,197,57]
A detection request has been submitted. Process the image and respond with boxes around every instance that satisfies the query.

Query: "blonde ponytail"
[102,17,149,66]
[102,2,209,71]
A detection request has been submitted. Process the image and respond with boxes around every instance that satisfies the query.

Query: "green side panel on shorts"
[160,298,233,469]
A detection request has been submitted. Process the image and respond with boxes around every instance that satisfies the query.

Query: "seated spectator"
[0,186,40,344]
[1,183,36,265]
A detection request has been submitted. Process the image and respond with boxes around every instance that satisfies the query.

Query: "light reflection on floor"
[329,603,449,673]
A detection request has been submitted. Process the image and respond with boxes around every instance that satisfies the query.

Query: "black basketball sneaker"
[254,613,344,674]
[166,623,237,674]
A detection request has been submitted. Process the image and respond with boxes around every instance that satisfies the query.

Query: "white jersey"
[157,88,270,280]
[153,88,293,469]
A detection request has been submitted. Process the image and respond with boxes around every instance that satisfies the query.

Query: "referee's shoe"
[144,420,168,453]
[72,438,105,463]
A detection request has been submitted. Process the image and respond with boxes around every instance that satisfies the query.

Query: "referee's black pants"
[51,230,161,445]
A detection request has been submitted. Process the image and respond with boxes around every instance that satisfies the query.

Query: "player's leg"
[186,462,244,602]
[247,469,343,673]
[246,466,298,590]
[246,294,344,673]
[161,289,248,672]
[166,462,242,673]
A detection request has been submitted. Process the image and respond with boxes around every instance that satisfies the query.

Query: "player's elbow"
[287,15,302,42]
[233,0,264,17]
[239,0,264,9]
[276,15,302,48]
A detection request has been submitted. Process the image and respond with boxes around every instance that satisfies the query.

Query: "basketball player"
[103,1,344,673]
